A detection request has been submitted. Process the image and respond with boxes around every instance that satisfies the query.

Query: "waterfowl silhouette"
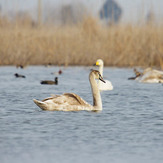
[41,77,58,85]
[33,70,105,111]
[94,59,113,91]
[14,73,26,78]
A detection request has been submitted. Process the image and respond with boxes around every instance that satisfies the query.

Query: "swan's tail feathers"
[33,99,48,110]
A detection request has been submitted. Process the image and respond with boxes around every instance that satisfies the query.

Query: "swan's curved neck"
[89,73,102,110]
[99,64,103,77]
[98,64,104,88]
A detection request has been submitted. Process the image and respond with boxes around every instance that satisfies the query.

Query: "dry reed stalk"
[0,16,163,68]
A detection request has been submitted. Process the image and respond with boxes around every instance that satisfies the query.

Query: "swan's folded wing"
[157,74,163,82]
[152,69,163,75]
[139,71,163,83]
[42,93,90,106]
[63,93,90,106]
[143,71,163,79]
[42,95,66,105]
[42,96,55,102]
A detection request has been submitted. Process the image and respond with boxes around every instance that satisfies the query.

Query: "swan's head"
[91,70,106,83]
[95,59,104,66]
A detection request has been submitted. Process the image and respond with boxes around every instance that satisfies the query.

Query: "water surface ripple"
[0,66,163,163]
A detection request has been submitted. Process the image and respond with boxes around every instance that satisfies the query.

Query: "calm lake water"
[0,66,163,163]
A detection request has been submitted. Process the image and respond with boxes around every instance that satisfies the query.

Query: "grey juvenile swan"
[33,70,105,111]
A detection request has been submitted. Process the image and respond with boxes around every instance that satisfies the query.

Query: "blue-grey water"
[0,66,163,163]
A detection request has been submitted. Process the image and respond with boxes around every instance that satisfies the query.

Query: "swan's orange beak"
[96,61,99,66]
[93,61,99,66]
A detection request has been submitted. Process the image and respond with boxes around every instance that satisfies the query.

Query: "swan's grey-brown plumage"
[33,70,105,111]
[40,77,58,85]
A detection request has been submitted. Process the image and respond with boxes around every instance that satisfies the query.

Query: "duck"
[33,70,105,111]
[129,68,163,83]
[41,77,58,85]
[14,73,26,78]
[94,59,113,91]
[51,70,62,75]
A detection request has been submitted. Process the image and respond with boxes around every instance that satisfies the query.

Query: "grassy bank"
[0,17,163,68]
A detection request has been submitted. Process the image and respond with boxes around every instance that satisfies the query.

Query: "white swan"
[94,59,113,91]
[33,70,105,111]
[129,68,163,83]
[139,68,163,83]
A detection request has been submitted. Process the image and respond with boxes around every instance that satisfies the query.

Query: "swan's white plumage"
[98,80,113,91]
[139,69,163,83]
[95,59,113,91]
[130,68,163,83]
[33,70,105,111]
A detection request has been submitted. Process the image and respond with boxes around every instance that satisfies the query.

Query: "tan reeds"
[0,16,163,68]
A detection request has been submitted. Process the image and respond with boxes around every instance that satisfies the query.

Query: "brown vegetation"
[0,16,163,68]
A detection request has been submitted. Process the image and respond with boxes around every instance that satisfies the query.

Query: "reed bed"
[0,16,163,68]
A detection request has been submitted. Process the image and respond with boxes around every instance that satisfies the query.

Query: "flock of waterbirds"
[15,65,62,85]
[14,59,163,112]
